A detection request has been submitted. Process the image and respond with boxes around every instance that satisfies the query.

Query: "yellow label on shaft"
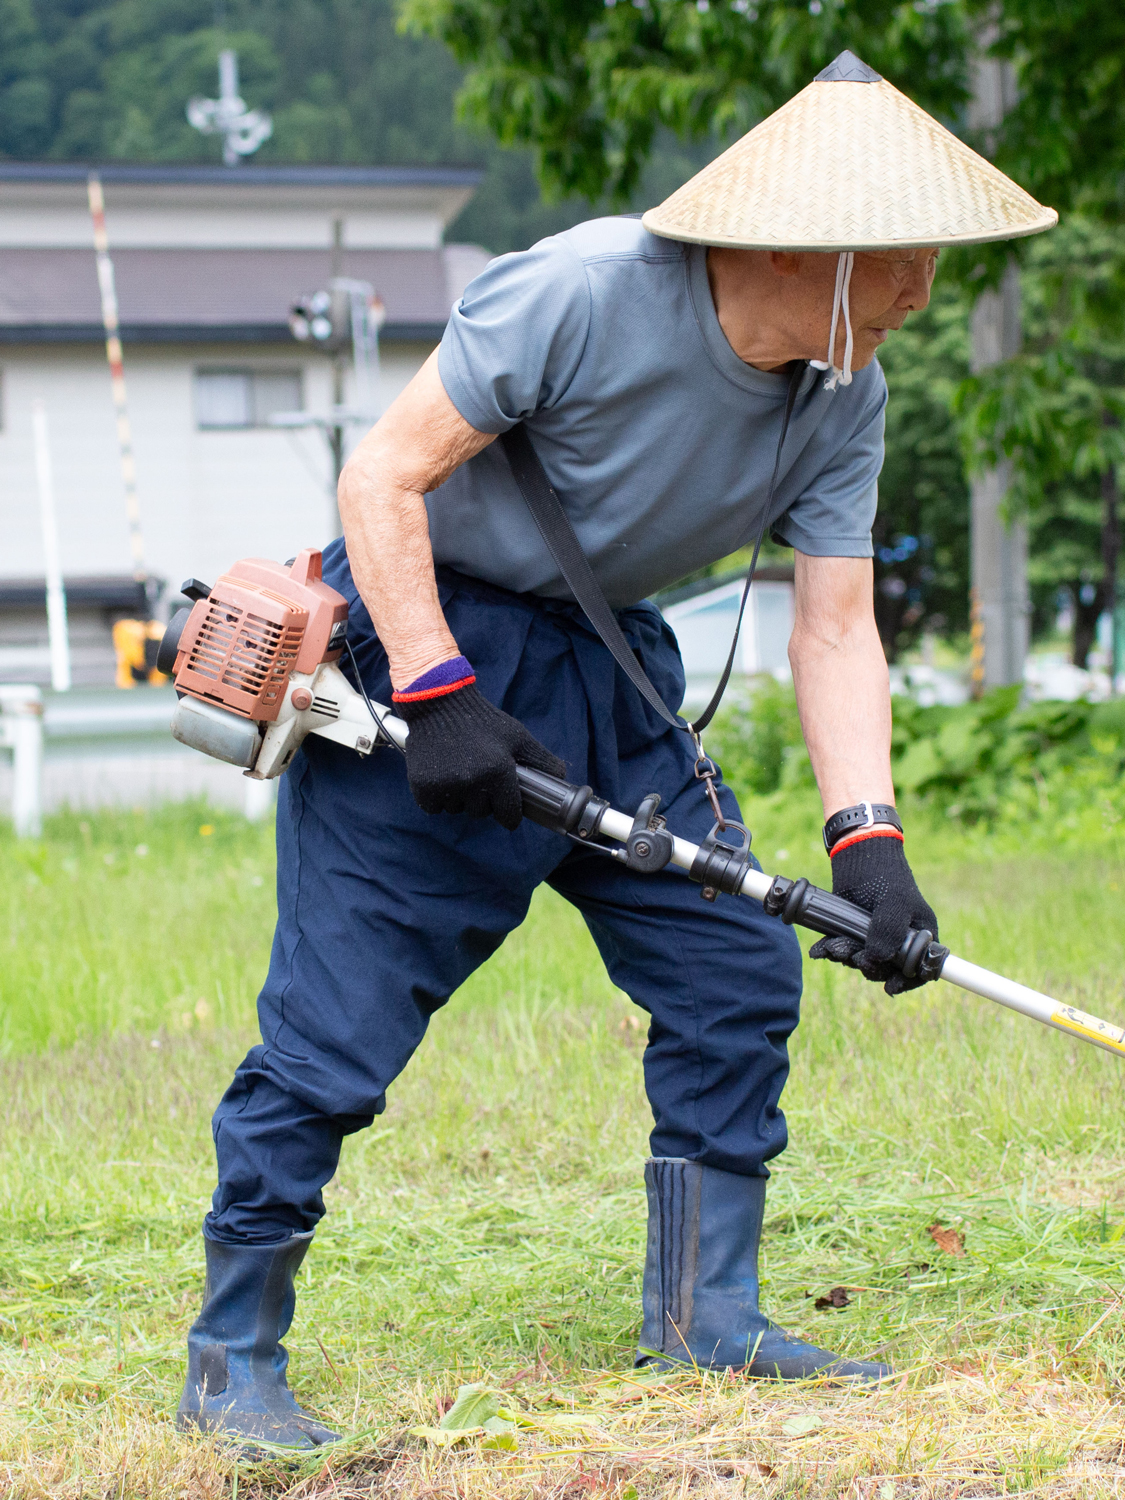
[1051,1006,1125,1056]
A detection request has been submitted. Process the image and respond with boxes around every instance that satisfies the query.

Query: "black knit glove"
[396,680,565,831]
[808,833,939,995]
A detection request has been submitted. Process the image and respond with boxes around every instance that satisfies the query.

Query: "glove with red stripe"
[808,827,939,995]
[393,655,565,831]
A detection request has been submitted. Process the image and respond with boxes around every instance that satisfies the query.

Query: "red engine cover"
[173,549,348,721]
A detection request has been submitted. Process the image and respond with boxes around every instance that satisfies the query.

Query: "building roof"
[0,243,491,345]
[0,162,482,189]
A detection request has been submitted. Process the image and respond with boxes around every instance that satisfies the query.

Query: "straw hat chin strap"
[809,251,855,390]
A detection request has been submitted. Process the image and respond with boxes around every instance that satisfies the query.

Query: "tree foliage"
[2,0,469,165]
[875,276,971,656]
[988,0,1125,218]
[401,0,971,204]
[710,675,1125,829]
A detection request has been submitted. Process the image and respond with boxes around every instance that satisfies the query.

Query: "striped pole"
[87,174,146,583]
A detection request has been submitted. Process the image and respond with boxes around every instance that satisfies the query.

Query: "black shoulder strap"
[500,425,685,729]
[499,359,805,737]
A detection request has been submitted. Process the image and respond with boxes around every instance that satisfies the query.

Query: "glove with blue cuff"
[394,655,565,831]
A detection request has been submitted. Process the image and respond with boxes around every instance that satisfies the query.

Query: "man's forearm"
[337,352,494,690]
[789,554,895,819]
[338,467,458,690]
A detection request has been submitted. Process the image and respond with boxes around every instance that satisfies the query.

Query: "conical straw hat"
[642,51,1056,251]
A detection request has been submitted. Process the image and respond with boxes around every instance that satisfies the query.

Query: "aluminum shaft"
[355,694,1125,1060]
[583,808,1125,1055]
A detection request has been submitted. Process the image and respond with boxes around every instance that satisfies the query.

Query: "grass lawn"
[2,798,1125,1497]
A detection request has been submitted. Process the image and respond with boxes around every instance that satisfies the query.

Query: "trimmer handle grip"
[764,875,948,982]
[516,766,609,839]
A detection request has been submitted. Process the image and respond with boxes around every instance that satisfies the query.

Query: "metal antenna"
[187,49,273,166]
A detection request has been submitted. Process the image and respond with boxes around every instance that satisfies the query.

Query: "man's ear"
[768,251,801,278]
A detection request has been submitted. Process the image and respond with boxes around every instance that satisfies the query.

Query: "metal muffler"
[171,696,262,769]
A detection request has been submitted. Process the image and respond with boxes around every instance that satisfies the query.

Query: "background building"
[0,160,800,817]
[659,569,796,709]
[0,161,487,685]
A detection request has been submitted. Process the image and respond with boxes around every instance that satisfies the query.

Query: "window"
[194,369,302,430]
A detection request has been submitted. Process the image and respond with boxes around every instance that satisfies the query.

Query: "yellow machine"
[112,617,168,688]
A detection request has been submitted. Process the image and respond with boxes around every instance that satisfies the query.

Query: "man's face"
[844,249,940,367]
[796,248,940,370]
[705,244,942,373]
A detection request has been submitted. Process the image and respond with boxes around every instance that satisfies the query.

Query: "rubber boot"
[177,1229,341,1448]
[637,1158,890,1380]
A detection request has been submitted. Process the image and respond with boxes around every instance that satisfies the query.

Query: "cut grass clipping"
[2,800,1125,1496]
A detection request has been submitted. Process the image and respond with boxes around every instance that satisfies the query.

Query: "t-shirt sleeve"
[771,371,887,558]
[438,236,593,435]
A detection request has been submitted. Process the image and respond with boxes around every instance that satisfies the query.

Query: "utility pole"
[31,402,71,693]
[328,220,347,495]
[967,48,1029,694]
[273,217,385,536]
[88,173,148,590]
[1101,416,1124,690]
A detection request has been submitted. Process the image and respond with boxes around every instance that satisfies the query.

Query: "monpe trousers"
[206,546,803,1243]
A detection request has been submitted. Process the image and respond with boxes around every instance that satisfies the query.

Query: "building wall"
[0,603,122,684]
[662,578,796,710]
[0,338,433,594]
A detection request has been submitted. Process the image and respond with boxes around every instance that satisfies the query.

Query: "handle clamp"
[689,819,754,902]
[625,793,675,874]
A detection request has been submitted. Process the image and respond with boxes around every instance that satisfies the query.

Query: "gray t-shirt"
[430,216,886,609]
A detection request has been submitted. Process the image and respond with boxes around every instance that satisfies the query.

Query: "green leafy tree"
[401,0,971,205]
[0,0,606,252]
[874,276,972,657]
[0,0,50,156]
[945,2,1125,666]
[19,0,468,165]
[985,0,1125,220]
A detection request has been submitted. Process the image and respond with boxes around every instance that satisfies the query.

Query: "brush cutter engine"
[159,549,384,779]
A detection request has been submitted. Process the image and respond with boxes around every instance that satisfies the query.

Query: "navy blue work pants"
[206,549,802,1243]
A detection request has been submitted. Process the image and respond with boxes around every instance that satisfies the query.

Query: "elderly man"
[177,53,1055,1446]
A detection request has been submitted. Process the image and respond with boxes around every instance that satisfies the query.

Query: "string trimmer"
[157,549,1125,1061]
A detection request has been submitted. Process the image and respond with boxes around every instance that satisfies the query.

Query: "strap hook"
[690,728,726,829]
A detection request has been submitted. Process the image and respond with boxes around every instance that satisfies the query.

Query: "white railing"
[0,684,274,836]
[0,686,45,838]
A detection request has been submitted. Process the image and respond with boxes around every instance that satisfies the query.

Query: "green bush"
[707,677,813,796]
[709,679,1125,835]
[891,688,1125,827]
